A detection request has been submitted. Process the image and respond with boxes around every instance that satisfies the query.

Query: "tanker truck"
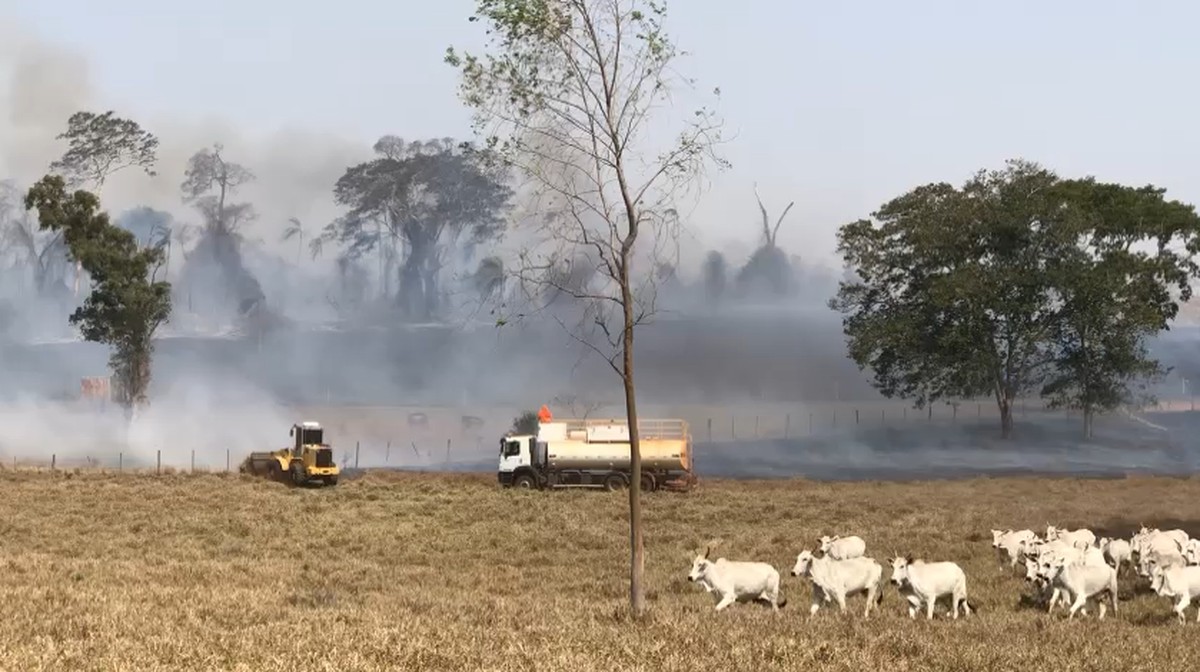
[498,417,696,492]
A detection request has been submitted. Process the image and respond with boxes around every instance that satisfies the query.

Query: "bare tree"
[446,0,728,619]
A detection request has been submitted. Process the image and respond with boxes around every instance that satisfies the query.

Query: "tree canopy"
[23,174,172,413]
[320,136,512,320]
[48,111,159,189]
[831,159,1200,438]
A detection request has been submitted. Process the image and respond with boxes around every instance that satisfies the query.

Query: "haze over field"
[2,2,1200,476]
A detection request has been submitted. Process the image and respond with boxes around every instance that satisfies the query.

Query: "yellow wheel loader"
[240,421,340,486]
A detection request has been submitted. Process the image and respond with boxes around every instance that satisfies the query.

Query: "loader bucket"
[240,452,286,482]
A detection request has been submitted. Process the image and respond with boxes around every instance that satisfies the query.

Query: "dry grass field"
[4,470,1200,671]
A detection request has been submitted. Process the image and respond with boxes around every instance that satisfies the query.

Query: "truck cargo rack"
[554,418,690,441]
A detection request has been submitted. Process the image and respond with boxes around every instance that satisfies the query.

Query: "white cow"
[1046,525,1096,549]
[1138,548,1187,579]
[818,535,866,560]
[1038,555,1119,620]
[992,529,1037,569]
[687,546,786,611]
[1149,564,1200,623]
[1099,537,1133,573]
[791,549,883,617]
[1028,543,1107,613]
[889,556,973,620]
[1133,527,1190,560]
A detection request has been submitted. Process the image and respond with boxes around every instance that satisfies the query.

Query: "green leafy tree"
[24,175,172,415]
[830,160,1066,438]
[1040,179,1200,437]
[446,0,728,618]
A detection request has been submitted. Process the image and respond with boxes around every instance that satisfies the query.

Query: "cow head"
[1150,565,1167,594]
[1023,557,1042,584]
[1045,525,1059,540]
[818,535,839,554]
[889,556,912,586]
[688,545,714,583]
[792,550,816,577]
[1038,555,1067,583]
[991,529,1006,547]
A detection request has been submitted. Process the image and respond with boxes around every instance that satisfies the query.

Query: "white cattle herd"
[685,525,1200,623]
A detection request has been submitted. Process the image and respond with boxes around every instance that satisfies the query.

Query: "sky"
[4,0,1200,271]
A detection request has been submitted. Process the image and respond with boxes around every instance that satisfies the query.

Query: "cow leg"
[1176,596,1190,623]
[1067,594,1087,619]
[834,591,848,613]
[714,593,736,611]
[925,596,936,620]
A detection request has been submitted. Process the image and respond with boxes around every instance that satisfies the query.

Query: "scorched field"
[2,469,1200,671]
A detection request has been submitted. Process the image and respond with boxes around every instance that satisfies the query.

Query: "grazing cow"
[1039,556,1119,620]
[1099,537,1133,573]
[1046,525,1096,549]
[791,549,884,617]
[818,535,867,560]
[889,556,974,620]
[687,546,786,612]
[1149,564,1200,623]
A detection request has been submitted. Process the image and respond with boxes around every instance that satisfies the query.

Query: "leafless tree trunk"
[448,0,728,619]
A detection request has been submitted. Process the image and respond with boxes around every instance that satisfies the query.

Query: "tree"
[24,175,172,415]
[446,0,727,618]
[0,179,72,297]
[179,144,263,319]
[830,160,1066,438]
[49,110,161,299]
[736,184,795,296]
[48,111,159,189]
[701,250,727,305]
[319,136,512,320]
[1040,179,1200,437]
[832,158,1200,439]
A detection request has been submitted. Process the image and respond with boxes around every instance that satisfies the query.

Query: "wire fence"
[3,396,1194,474]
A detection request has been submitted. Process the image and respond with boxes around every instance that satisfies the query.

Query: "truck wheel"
[640,473,657,493]
[513,474,536,490]
[604,473,628,491]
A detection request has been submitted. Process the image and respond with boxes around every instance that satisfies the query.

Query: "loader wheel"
[290,463,306,487]
[323,475,338,486]
[513,474,536,490]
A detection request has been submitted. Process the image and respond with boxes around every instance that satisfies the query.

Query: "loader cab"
[291,422,325,453]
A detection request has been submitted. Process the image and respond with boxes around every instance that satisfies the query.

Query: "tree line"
[6,0,1200,623]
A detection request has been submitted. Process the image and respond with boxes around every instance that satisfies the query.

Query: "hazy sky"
[5,0,1200,269]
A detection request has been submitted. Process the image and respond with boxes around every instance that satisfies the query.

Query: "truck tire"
[640,473,657,493]
[513,473,537,490]
[603,473,628,491]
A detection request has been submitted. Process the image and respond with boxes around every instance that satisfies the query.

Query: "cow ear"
[905,555,913,564]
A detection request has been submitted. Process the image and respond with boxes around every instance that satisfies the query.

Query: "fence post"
[754,416,759,438]
[226,449,230,472]
[386,441,391,464]
[445,438,452,463]
[118,452,123,473]
[784,413,790,439]
[51,454,56,471]
[881,408,885,424]
[191,450,195,473]
[928,405,932,421]
[731,416,736,440]
[855,408,860,425]
[706,418,712,442]
[355,441,360,469]
[157,450,161,475]
[903,407,907,420]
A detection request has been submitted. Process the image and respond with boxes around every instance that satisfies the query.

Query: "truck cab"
[498,434,541,489]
